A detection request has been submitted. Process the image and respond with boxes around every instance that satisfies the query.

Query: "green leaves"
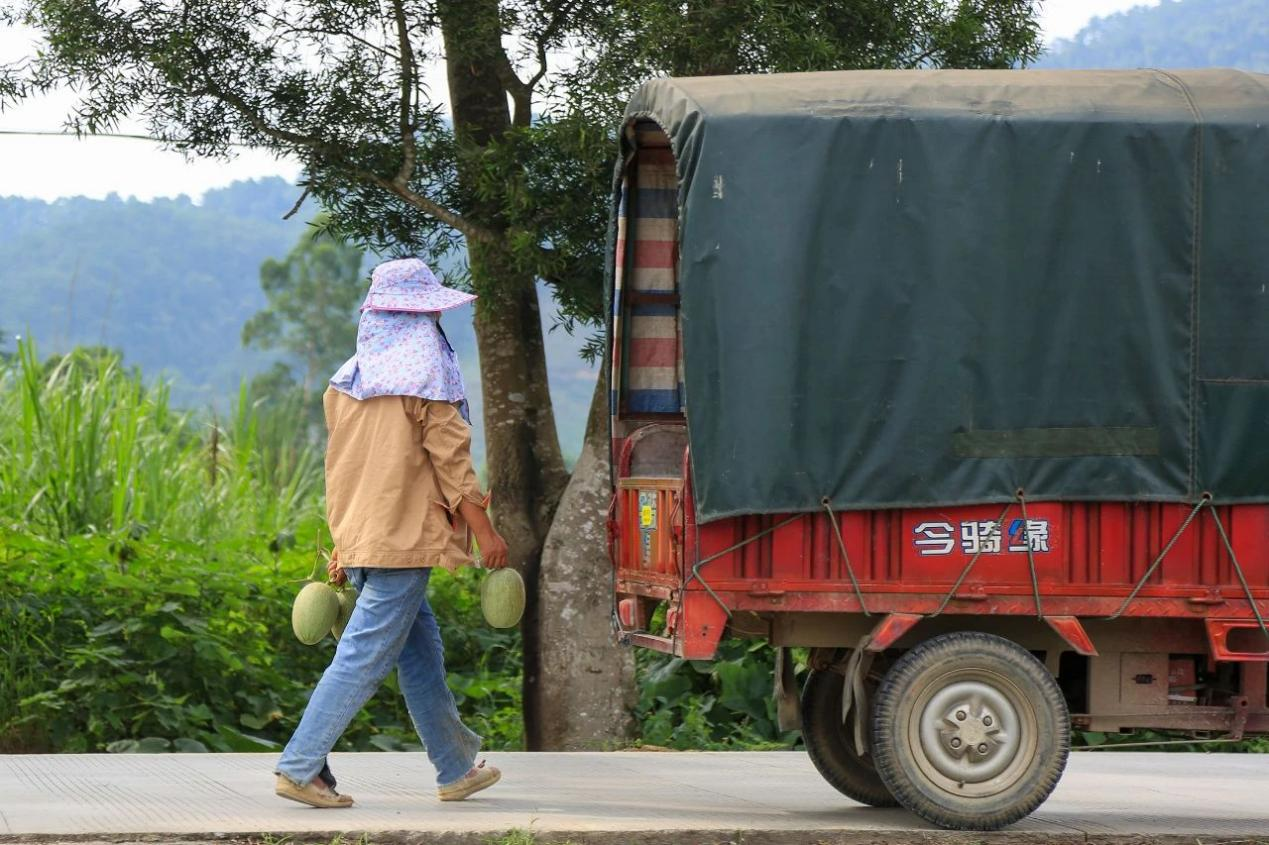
[0,337,321,544]
[636,640,803,751]
[0,343,336,754]
[107,737,179,754]
[213,725,281,753]
[0,345,524,753]
[173,738,211,753]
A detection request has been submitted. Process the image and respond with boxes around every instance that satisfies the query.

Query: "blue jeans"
[275,567,482,788]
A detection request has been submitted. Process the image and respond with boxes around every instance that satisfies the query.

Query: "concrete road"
[0,751,1266,843]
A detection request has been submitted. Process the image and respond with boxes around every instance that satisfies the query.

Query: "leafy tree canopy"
[241,222,365,390]
[3,0,594,314]
[562,0,1042,124]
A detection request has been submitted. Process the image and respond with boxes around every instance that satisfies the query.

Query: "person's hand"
[327,550,347,586]
[458,497,509,569]
[475,527,509,569]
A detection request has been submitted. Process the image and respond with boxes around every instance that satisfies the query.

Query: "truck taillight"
[618,598,638,628]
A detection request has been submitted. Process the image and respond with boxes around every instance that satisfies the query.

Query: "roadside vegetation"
[2,340,1266,755]
[0,340,520,754]
[0,338,787,754]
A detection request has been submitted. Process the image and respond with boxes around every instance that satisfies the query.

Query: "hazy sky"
[0,1,1159,203]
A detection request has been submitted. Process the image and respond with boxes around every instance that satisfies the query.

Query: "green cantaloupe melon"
[331,586,358,640]
[481,568,526,629]
[292,581,340,645]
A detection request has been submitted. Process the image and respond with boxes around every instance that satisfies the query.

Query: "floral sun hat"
[361,257,476,313]
[331,258,472,421]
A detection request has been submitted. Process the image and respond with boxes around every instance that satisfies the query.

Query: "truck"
[606,68,1269,831]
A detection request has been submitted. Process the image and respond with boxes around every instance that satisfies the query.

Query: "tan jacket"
[323,387,486,569]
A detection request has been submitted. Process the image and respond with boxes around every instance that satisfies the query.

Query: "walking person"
[274,258,509,808]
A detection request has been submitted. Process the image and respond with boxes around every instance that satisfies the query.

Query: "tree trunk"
[467,265,570,559]
[439,0,582,749]
[469,266,570,750]
[536,366,636,748]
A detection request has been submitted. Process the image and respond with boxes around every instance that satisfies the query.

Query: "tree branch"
[496,0,580,127]
[496,50,533,128]
[260,10,401,62]
[390,0,418,185]
[355,166,500,245]
[527,0,579,91]
[186,57,495,245]
[282,186,311,220]
[904,42,941,69]
[189,66,330,151]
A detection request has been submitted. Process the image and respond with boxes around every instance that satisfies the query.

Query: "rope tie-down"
[821,497,871,617]
[1107,494,1268,637]
[687,513,806,618]
[931,490,1044,619]
[683,488,1267,760]
[688,498,873,619]
[684,500,874,751]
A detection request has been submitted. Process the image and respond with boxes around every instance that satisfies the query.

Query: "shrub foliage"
[0,340,521,753]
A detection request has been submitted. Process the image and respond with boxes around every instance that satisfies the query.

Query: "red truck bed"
[611,430,1269,736]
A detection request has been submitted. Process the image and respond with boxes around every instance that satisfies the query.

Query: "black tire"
[801,664,898,808]
[870,632,1069,831]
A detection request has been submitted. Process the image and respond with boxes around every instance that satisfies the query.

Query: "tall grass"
[0,339,327,750]
[0,338,321,543]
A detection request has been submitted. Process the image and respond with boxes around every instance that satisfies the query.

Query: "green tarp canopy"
[616,69,1269,522]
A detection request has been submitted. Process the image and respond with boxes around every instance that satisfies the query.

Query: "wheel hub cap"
[918,680,1021,786]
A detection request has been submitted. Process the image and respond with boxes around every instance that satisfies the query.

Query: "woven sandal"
[275,774,354,808]
[437,760,501,801]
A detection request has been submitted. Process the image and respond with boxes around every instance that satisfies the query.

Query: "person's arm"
[458,499,508,568]
[415,399,509,568]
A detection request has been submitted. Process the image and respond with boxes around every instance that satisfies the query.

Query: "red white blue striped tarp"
[612,123,682,421]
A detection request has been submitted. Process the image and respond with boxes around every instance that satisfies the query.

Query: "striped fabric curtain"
[611,122,683,421]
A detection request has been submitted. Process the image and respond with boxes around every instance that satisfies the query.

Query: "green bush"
[0,528,522,753]
[0,340,521,754]
[636,638,801,751]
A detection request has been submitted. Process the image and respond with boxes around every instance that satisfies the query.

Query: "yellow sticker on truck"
[638,491,656,528]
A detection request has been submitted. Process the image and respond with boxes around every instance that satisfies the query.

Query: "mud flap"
[774,646,802,732]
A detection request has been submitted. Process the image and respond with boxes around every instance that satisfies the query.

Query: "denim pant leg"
[397,572,482,786]
[275,567,429,786]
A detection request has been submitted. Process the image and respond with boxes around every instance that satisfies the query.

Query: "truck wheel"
[801,665,898,808]
[870,632,1069,830]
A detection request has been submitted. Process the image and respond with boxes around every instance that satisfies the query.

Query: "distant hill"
[0,179,311,405]
[1039,0,1269,71]
[0,178,596,459]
